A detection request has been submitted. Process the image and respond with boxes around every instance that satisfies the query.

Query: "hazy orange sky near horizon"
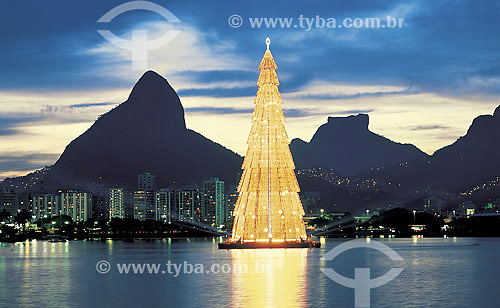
[0,74,497,180]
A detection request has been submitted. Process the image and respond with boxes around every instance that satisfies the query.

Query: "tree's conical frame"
[231,37,307,243]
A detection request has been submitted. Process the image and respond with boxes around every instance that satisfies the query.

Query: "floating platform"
[218,240,321,249]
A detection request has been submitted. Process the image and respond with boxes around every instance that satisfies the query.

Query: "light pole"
[413,210,416,224]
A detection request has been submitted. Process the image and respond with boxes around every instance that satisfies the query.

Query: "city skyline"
[1,171,233,229]
[1,0,499,179]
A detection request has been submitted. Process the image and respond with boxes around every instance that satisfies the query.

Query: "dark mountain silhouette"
[370,105,500,192]
[290,114,429,175]
[43,71,242,190]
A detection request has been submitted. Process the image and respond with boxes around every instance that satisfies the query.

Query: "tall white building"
[109,188,125,219]
[59,191,92,222]
[156,189,175,223]
[134,190,155,221]
[202,178,224,226]
[32,193,59,219]
[177,188,201,221]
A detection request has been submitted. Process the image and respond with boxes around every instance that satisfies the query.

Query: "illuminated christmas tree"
[231,37,307,244]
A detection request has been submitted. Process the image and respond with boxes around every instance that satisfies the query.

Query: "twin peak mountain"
[42,71,498,191]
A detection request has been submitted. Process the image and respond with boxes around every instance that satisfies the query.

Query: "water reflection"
[1,238,498,308]
[230,249,308,308]
[10,240,73,308]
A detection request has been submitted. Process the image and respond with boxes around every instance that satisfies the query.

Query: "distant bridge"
[308,215,364,236]
[167,214,230,236]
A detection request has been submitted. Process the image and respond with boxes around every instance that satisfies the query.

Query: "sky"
[0,0,499,179]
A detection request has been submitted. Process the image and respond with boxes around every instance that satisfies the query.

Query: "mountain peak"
[138,70,165,82]
[115,70,187,131]
[128,70,176,102]
[466,105,500,136]
[326,113,369,131]
[290,113,427,175]
[46,71,242,190]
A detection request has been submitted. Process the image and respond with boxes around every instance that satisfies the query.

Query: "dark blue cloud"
[0,153,59,172]
[295,89,418,100]
[0,116,43,136]
[0,128,20,136]
[178,86,256,97]
[0,0,165,91]
[185,107,253,114]
[175,70,257,84]
[409,125,451,131]
[67,102,117,109]
[185,106,372,118]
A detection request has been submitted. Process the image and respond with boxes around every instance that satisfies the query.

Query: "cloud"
[0,0,497,100]
[0,115,43,136]
[176,70,257,84]
[185,106,371,118]
[67,102,118,109]
[335,109,375,115]
[294,89,419,100]
[178,86,256,97]
[41,102,119,113]
[0,152,59,173]
[185,107,253,114]
[0,128,21,136]
[409,125,451,131]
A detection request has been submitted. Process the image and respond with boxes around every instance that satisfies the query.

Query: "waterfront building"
[92,194,108,221]
[202,178,225,226]
[17,194,32,213]
[0,189,17,216]
[176,188,201,221]
[59,191,92,222]
[156,188,175,223]
[109,188,125,219]
[133,190,156,221]
[32,193,59,219]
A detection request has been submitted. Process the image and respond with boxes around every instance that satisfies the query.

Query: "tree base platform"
[218,240,320,249]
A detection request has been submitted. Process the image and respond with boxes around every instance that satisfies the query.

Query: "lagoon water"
[1,237,499,308]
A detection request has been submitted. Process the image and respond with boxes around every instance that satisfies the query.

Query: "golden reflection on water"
[230,248,308,308]
[9,240,72,307]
